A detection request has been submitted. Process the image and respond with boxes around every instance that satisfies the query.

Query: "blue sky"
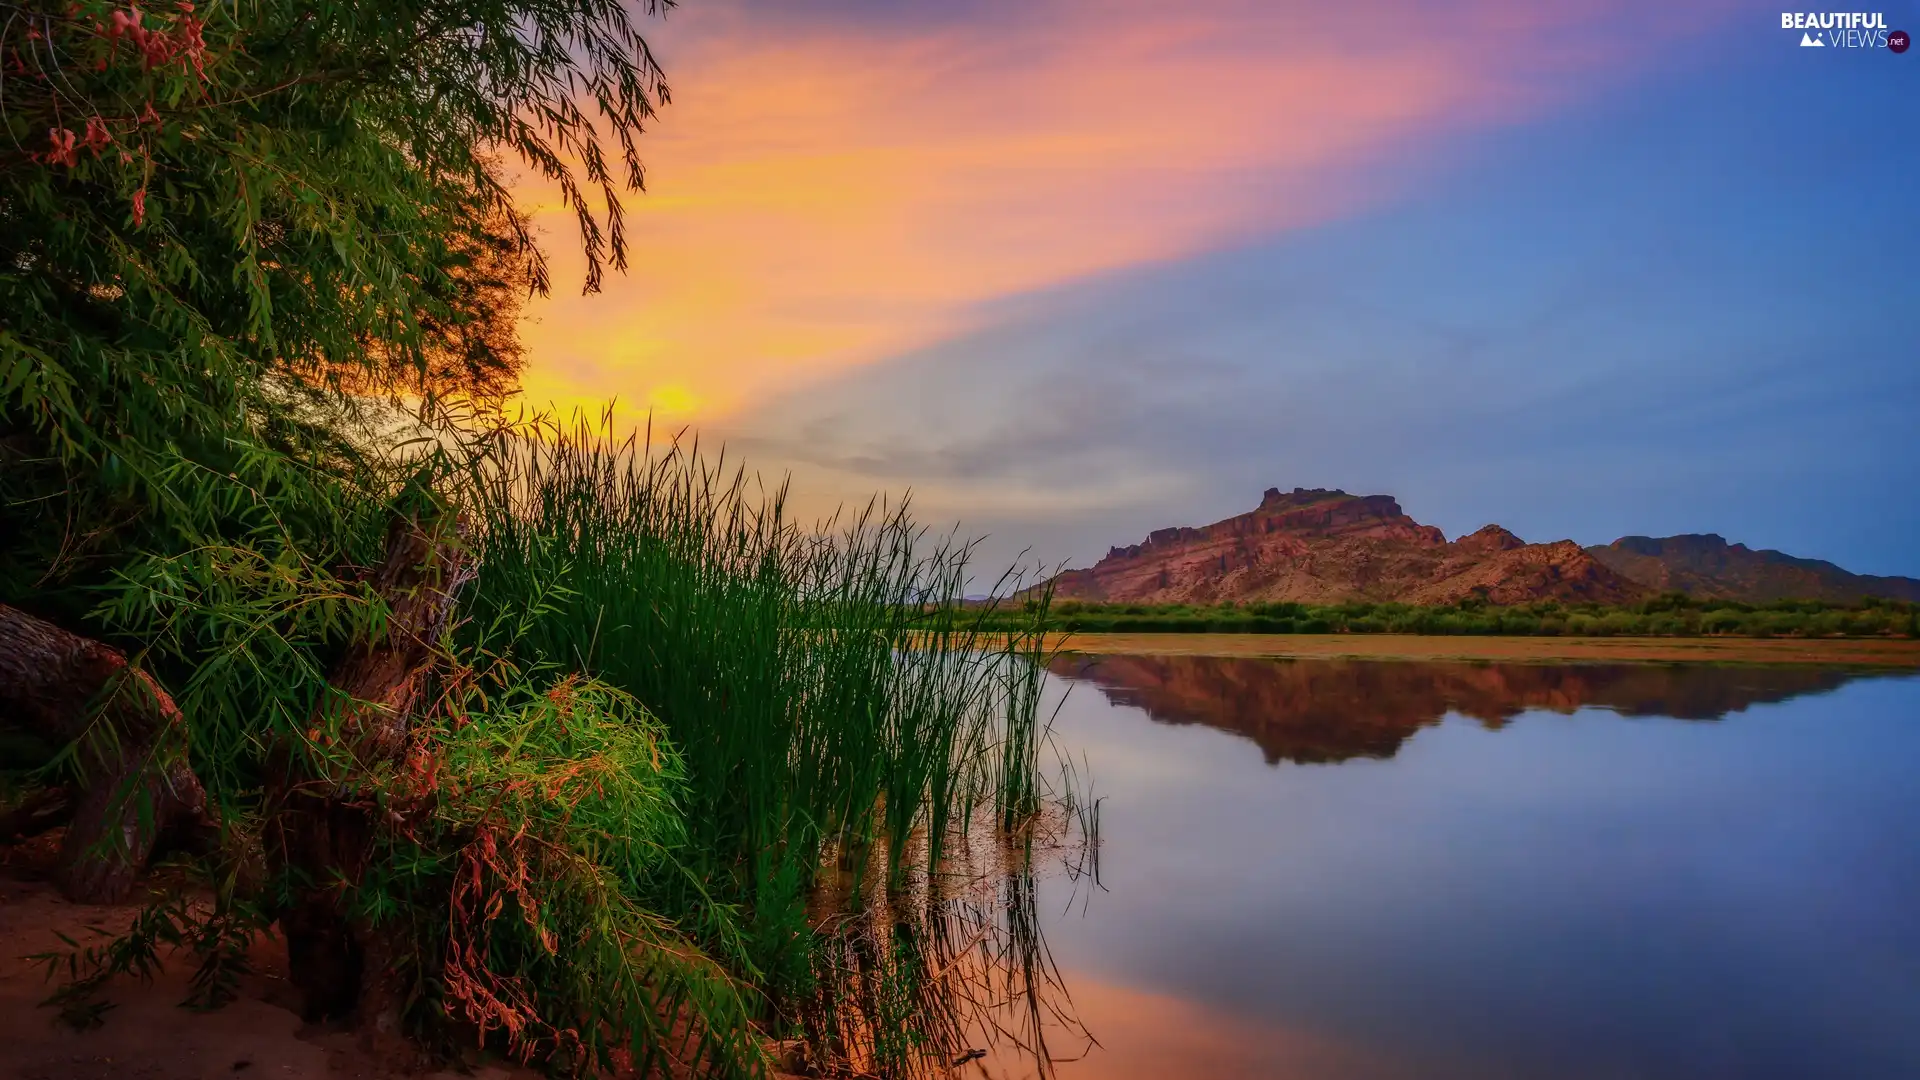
[710,4,1918,578]
[513,2,1918,579]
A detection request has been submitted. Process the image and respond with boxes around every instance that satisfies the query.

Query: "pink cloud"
[513,0,1738,421]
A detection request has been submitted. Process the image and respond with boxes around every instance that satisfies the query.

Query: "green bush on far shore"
[958,593,1920,638]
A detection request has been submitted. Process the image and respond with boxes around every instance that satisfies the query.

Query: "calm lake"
[1013,655,1920,1080]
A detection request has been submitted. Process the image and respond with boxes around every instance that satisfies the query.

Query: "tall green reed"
[458,415,1079,1071]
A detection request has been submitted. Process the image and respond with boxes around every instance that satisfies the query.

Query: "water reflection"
[1028,655,1920,1080]
[1048,654,1886,765]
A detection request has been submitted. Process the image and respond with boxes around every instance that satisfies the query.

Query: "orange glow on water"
[979,970,1404,1079]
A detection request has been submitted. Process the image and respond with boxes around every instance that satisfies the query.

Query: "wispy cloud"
[513,0,1732,422]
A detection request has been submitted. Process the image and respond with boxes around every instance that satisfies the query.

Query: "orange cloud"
[513,0,1731,424]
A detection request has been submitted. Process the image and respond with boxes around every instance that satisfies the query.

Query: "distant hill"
[1050,488,1915,607]
[1587,534,1920,603]
[1050,487,1645,607]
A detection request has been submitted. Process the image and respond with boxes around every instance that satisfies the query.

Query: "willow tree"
[2,0,670,586]
[0,1,781,1072]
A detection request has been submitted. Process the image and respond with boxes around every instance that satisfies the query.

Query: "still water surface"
[1019,656,1920,1080]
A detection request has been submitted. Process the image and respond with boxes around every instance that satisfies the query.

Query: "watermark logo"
[1780,11,1906,48]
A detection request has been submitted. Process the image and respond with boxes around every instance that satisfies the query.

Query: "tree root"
[0,603,210,903]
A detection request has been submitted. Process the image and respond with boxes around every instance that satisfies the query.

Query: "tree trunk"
[267,509,472,1036]
[0,603,208,903]
[0,784,71,840]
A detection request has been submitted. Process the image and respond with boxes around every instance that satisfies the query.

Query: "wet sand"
[1048,633,1920,668]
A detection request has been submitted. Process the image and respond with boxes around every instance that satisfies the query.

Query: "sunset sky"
[514,0,1919,579]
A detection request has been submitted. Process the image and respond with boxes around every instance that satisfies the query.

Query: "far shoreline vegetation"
[964,594,1920,639]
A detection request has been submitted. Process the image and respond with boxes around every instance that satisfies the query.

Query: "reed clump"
[447,415,1081,1075]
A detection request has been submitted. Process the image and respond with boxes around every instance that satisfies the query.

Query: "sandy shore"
[0,840,538,1080]
[0,844,804,1080]
[1048,633,1920,667]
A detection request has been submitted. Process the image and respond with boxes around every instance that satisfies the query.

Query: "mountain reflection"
[1048,654,1889,765]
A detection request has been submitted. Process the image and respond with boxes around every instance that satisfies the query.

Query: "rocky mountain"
[1585,534,1920,604]
[1050,487,1646,607]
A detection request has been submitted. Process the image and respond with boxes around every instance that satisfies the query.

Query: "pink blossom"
[46,128,78,167]
[82,115,112,152]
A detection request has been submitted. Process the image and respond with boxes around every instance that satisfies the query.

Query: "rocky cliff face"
[1051,488,1645,606]
[1585,534,1920,603]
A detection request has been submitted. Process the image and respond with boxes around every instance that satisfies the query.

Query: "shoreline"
[1047,633,1920,668]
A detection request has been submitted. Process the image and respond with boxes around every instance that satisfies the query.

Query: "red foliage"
[82,114,113,151]
[442,824,586,1069]
[45,127,79,167]
[100,4,207,78]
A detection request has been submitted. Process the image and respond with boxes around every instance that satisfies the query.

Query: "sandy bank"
[0,868,540,1080]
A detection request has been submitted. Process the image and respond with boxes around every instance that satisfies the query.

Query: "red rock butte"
[1050,487,1645,606]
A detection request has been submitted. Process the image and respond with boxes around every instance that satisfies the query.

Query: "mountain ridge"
[1586,533,1920,603]
[1050,488,1917,606]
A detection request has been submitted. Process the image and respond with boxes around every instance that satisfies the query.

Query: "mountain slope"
[1587,534,1920,603]
[1051,487,1646,606]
